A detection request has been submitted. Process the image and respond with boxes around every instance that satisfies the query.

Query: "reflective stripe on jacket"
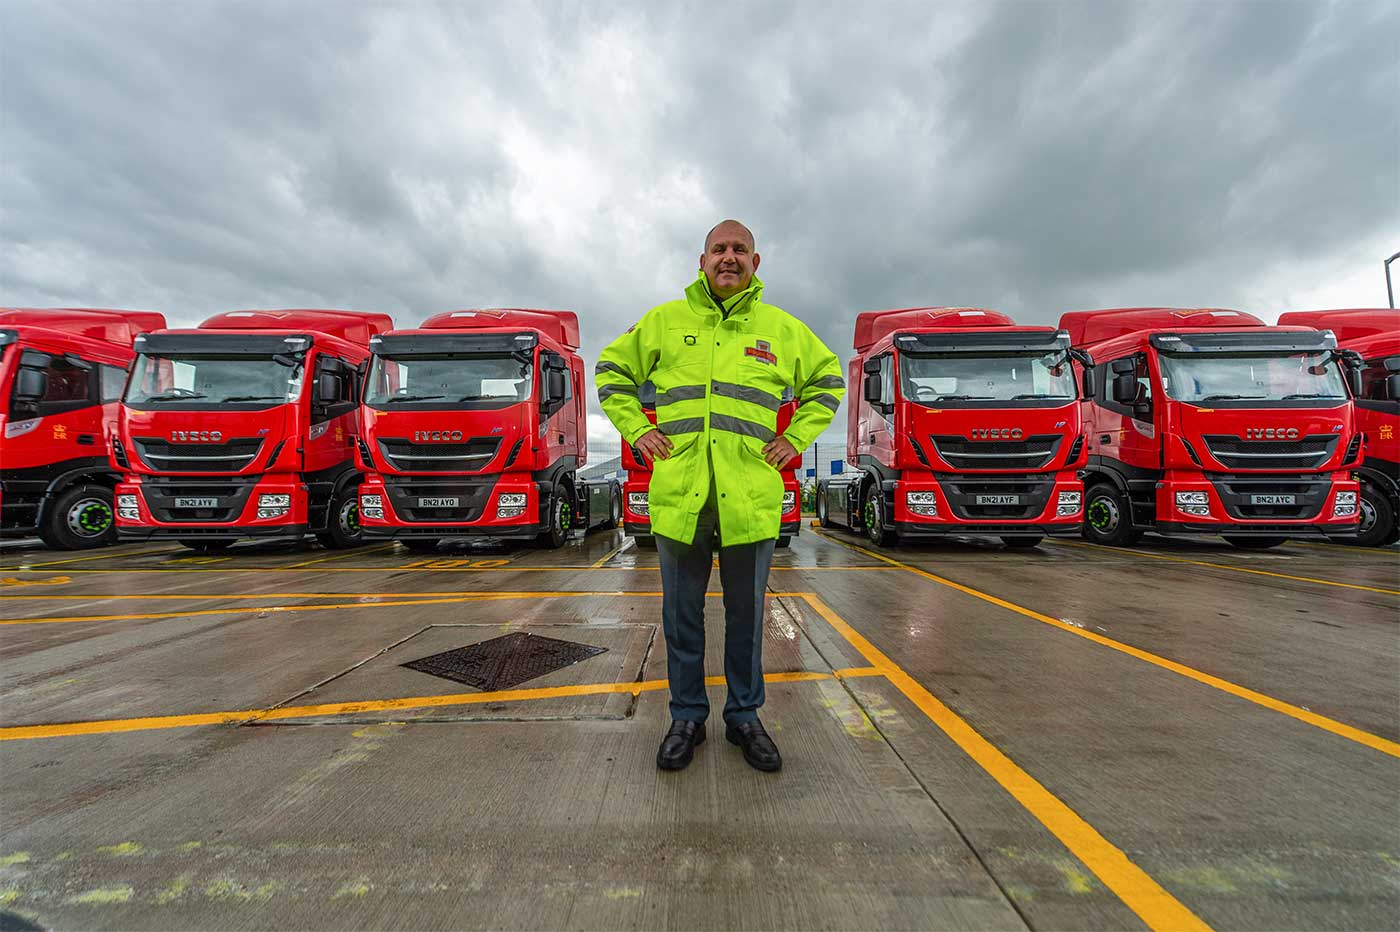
[596,273,844,546]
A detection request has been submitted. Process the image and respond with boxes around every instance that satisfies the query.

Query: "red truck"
[114,309,392,550]
[1277,309,1399,546]
[816,308,1089,547]
[1061,307,1363,549]
[1,308,168,549]
[356,309,621,551]
[620,383,803,548]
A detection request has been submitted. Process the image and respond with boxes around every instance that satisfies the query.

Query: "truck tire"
[1353,483,1397,547]
[775,536,791,549]
[316,485,363,550]
[38,484,117,550]
[400,539,439,553]
[1000,535,1043,549]
[178,539,236,552]
[1223,536,1287,550]
[816,487,833,528]
[1082,483,1141,546]
[537,479,573,549]
[634,534,656,550]
[862,482,896,547]
[602,485,622,530]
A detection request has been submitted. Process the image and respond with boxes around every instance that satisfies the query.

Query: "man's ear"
[751,253,761,273]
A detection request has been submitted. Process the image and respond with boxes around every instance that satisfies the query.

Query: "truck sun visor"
[134,332,315,356]
[894,330,1072,355]
[1149,330,1337,354]
[370,332,539,356]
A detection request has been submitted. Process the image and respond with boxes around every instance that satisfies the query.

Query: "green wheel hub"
[341,501,361,533]
[1086,498,1114,531]
[559,500,572,532]
[68,499,113,537]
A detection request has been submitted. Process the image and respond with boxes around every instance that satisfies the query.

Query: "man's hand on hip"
[635,428,674,463]
[761,436,799,468]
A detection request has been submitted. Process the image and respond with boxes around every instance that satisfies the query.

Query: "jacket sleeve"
[782,322,845,451]
[595,308,664,446]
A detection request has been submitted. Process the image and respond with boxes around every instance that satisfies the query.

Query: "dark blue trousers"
[655,503,776,725]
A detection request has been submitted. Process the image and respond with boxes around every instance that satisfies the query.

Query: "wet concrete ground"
[0,527,1396,930]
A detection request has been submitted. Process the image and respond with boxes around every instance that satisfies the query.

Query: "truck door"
[1097,352,1159,473]
[858,352,897,465]
[307,354,358,475]
[538,351,569,466]
[6,349,103,473]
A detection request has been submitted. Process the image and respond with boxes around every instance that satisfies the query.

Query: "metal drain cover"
[401,631,608,691]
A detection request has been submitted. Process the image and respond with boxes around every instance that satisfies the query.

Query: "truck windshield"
[364,354,533,409]
[125,354,304,408]
[1157,352,1347,404]
[899,352,1076,406]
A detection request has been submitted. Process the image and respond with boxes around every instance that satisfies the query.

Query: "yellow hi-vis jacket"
[596,273,845,546]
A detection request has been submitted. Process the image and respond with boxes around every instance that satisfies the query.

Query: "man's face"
[701,225,760,300]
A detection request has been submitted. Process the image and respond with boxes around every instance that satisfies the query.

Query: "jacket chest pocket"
[733,331,787,390]
[664,328,709,370]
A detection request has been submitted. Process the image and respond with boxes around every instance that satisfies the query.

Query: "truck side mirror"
[1111,373,1137,405]
[1081,368,1096,398]
[863,373,882,404]
[546,369,567,404]
[1384,374,1400,401]
[14,367,47,401]
[316,371,340,404]
[1345,368,1362,398]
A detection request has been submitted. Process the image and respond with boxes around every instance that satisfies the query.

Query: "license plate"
[174,497,218,508]
[1250,494,1295,505]
[976,494,1021,505]
[418,497,459,508]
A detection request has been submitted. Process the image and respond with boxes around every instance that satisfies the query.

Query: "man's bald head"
[701,219,760,300]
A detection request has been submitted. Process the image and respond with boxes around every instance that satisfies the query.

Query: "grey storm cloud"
[2,0,1396,444]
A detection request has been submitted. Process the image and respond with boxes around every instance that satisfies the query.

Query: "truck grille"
[377,437,502,473]
[1207,474,1330,520]
[140,478,258,523]
[929,435,1060,470]
[1201,434,1337,470]
[938,476,1055,520]
[134,437,263,473]
[383,476,501,523]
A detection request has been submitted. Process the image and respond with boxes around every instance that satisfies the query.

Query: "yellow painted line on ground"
[0,546,180,570]
[814,531,1400,759]
[1054,539,1400,595]
[0,667,877,742]
[589,536,635,569]
[798,592,1210,932]
[284,544,397,568]
[0,564,888,575]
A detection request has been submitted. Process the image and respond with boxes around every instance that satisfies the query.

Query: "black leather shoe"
[656,720,706,771]
[725,720,782,772]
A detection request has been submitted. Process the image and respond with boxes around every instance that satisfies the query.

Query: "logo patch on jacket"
[745,339,777,365]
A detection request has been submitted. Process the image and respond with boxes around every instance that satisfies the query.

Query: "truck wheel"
[775,536,791,549]
[178,539,235,552]
[634,534,656,550]
[38,485,117,550]
[316,486,363,550]
[1001,536,1043,549]
[1353,484,1397,547]
[400,539,439,553]
[1223,536,1287,550]
[602,486,622,530]
[1082,484,1140,546]
[862,483,896,547]
[538,480,572,549]
[817,488,833,528]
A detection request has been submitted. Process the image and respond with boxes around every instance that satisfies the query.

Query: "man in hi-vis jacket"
[596,220,844,772]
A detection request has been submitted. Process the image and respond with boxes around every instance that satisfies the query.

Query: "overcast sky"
[2,0,1396,449]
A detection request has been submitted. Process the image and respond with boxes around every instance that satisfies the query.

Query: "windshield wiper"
[1011,393,1071,400]
[1281,393,1345,400]
[1199,394,1265,401]
[141,391,207,402]
[384,394,445,403]
[222,395,285,402]
[933,394,995,401]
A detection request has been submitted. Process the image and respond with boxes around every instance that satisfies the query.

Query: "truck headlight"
[257,507,289,519]
[628,492,649,516]
[906,491,937,517]
[1179,505,1210,517]
[361,507,383,520]
[117,508,140,521]
[258,493,291,508]
[782,491,797,514]
[360,493,382,509]
[1057,491,1081,505]
[1175,491,1208,506]
[498,493,527,507]
[117,494,138,508]
[1335,491,1357,505]
[1056,504,1079,516]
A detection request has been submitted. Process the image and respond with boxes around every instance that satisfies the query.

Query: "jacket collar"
[685,272,764,321]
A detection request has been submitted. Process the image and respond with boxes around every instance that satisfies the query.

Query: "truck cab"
[114,309,392,550]
[0,308,167,549]
[621,383,803,548]
[1062,308,1363,549]
[816,308,1088,548]
[356,309,621,550]
[1278,309,1399,546]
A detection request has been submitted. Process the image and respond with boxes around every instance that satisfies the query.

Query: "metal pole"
[1387,251,1400,309]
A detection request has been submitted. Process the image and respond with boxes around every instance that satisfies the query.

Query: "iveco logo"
[1245,428,1300,440]
[970,428,1023,440]
[170,430,222,442]
[413,430,463,441]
